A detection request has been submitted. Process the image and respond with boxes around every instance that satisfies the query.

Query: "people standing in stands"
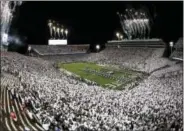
[10,112,17,121]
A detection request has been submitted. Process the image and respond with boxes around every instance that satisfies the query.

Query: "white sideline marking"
[14,99,27,128]
[5,117,11,131]
[10,118,18,131]
[7,90,11,113]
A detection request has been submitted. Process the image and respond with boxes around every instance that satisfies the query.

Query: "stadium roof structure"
[29,44,90,56]
[106,39,166,48]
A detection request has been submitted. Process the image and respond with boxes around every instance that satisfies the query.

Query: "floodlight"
[53,26,56,30]
[48,21,52,27]
[116,32,120,38]
[120,35,123,39]
[61,28,64,33]
[65,29,68,35]
[170,41,174,53]
[96,45,100,50]
[170,41,173,47]
[28,46,31,51]
[57,27,60,32]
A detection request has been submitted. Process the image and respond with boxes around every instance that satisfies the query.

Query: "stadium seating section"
[0,39,183,131]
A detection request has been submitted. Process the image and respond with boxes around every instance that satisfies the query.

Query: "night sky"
[11,1,183,45]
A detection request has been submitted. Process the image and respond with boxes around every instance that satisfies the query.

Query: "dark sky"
[11,1,183,45]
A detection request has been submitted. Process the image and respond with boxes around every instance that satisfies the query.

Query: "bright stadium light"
[52,26,56,31]
[61,28,64,33]
[48,20,52,27]
[170,41,174,47]
[116,32,120,40]
[60,28,64,39]
[57,27,60,38]
[120,35,123,40]
[170,41,174,53]
[57,27,60,33]
[96,45,100,52]
[65,29,68,37]
[27,45,32,56]
[28,46,31,52]
[48,22,52,28]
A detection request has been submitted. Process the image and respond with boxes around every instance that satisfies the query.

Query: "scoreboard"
[48,39,67,45]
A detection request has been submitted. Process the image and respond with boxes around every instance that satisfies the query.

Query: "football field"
[59,62,145,90]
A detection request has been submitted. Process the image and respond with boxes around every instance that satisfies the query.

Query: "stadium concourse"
[0,39,183,131]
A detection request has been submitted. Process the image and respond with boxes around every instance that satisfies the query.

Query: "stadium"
[0,1,183,131]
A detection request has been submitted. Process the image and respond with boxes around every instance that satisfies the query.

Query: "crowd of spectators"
[1,49,183,131]
[170,38,183,61]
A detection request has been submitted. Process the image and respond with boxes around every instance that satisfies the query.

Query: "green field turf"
[59,62,144,90]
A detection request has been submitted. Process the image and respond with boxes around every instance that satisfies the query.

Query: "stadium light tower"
[169,41,174,53]
[57,27,60,39]
[52,26,56,39]
[60,27,64,39]
[48,20,53,39]
[28,45,32,56]
[65,29,68,39]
